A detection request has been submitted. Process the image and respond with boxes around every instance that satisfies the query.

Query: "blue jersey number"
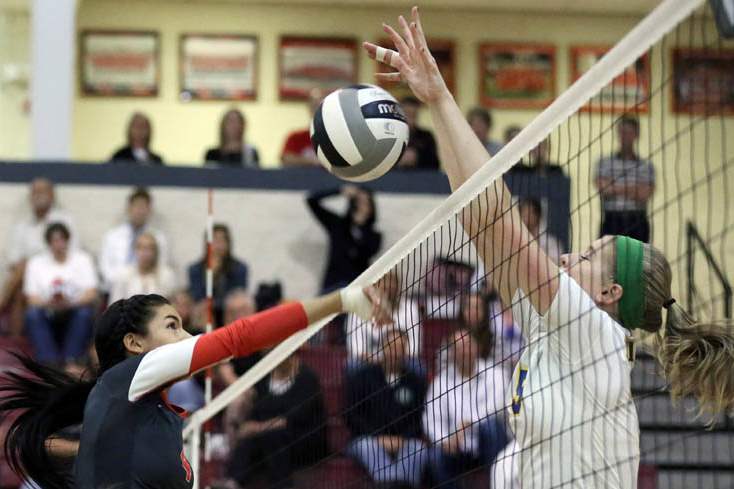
[511,365,528,415]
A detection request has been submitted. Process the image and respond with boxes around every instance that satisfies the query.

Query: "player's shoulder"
[98,354,147,395]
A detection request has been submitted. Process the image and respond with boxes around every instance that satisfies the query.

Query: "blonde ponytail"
[654,303,734,420]
[628,241,734,420]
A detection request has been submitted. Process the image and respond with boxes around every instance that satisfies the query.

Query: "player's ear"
[597,283,623,306]
[123,332,145,355]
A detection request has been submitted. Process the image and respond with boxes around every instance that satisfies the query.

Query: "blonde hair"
[640,243,734,418]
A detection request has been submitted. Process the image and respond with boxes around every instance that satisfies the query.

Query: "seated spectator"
[188,224,248,326]
[109,232,177,303]
[226,352,328,489]
[518,197,562,264]
[218,289,259,386]
[423,330,509,489]
[99,187,169,292]
[170,289,199,333]
[398,96,440,170]
[1,178,77,337]
[467,107,502,156]
[516,137,564,177]
[503,125,522,145]
[459,291,494,360]
[23,223,98,365]
[204,109,259,168]
[281,89,323,167]
[110,112,164,164]
[459,291,523,379]
[502,125,524,171]
[347,269,421,364]
[307,185,381,293]
[345,327,429,489]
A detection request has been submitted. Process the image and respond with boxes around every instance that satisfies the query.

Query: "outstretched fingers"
[376,72,402,83]
[382,23,411,62]
[398,15,416,51]
[411,7,435,67]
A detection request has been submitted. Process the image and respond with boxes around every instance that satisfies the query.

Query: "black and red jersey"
[74,302,308,488]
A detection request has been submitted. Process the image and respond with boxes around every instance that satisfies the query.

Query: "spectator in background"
[110,112,164,165]
[467,107,502,156]
[345,327,429,489]
[227,352,328,489]
[504,125,522,144]
[594,115,655,242]
[398,96,440,170]
[170,289,198,333]
[307,185,381,293]
[188,223,248,326]
[518,197,562,264]
[109,232,176,303]
[204,109,260,168]
[218,289,259,386]
[460,292,523,379]
[99,188,169,292]
[23,223,98,364]
[347,269,421,365]
[281,88,324,167]
[518,137,564,177]
[1,178,77,337]
[424,330,509,489]
[459,292,494,359]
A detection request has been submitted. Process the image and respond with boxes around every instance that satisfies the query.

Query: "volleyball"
[310,84,409,182]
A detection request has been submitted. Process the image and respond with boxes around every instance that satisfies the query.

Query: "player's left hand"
[363,285,393,326]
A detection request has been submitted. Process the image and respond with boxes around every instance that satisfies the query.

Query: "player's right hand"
[363,6,449,105]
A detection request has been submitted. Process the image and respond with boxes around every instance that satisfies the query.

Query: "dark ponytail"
[0,294,170,488]
[0,355,93,489]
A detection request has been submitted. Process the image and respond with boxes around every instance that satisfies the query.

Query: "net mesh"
[189,2,733,488]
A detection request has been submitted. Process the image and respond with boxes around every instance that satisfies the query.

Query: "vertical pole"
[31,0,76,159]
[190,426,201,489]
[204,189,214,469]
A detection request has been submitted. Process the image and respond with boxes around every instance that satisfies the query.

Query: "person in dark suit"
[204,109,260,168]
[306,185,382,293]
[345,327,429,489]
[397,96,440,170]
[110,112,164,165]
[227,352,328,489]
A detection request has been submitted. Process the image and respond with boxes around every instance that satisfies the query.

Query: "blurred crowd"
[1,101,655,489]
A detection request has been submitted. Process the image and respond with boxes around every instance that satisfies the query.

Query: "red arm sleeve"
[189,302,308,373]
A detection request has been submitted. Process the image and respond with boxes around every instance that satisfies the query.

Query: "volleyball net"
[184,1,733,488]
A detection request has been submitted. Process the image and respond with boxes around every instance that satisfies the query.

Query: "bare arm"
[45,437,79,458]
[367,9,558,312]
[127,287,388,402]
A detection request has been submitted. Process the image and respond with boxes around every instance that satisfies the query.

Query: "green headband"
[615,236,645,330]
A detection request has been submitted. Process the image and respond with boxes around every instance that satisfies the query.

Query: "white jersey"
[506,271,639,489]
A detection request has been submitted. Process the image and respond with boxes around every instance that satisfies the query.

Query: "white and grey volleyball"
[310,84,409,182]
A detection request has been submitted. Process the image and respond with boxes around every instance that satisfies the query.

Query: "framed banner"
[375,38,455,99]
[79,30,159,97]
[179,34,258,101]
[479,42,555,109]
[672,48,734,115]
[570,45,650,113]
[279,36,357,99]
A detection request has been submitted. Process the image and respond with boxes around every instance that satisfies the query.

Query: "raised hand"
[363,6,449,105]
